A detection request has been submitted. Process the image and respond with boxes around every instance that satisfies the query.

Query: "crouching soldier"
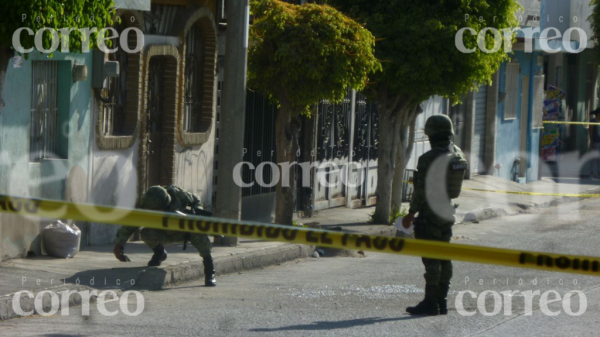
[402,115,468,315]
[113,185,217,287]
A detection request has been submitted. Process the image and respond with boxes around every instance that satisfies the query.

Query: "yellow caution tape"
[462,187,600,198]
[406,180,600,197]
[543,121,600,126]
[1,195,600,277]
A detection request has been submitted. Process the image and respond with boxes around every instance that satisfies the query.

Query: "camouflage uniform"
[409,140,465,286]
[115,185,212,257]
[406,114,467,316]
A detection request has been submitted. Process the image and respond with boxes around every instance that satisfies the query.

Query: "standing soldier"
[113,185,217,287]
[402,114,468,315]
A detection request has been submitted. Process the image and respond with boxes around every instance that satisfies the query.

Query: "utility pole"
[215,0,250,246]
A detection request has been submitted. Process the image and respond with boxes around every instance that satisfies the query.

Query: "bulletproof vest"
[432,144,468,199]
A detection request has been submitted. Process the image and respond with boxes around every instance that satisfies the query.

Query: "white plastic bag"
[42,220,81,259]
[393,216,414,236]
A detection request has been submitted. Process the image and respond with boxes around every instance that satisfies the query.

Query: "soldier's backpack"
[432,144,469,199]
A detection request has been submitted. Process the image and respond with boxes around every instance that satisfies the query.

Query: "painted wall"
[0,51,93,260]
[541,0,572,38]
[495,51,544,182]
[406,96,447,171]
[88,82,217,247]
[174,133,216,210]
[88,134,139,246]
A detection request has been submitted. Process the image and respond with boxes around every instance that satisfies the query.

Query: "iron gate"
[351,91,379,206]
[314,92,352,210]
[30,61,59,161]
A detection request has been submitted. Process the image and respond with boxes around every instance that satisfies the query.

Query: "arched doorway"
[138,46,180,193]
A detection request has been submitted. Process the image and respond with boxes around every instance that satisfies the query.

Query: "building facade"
[0,0,221,260]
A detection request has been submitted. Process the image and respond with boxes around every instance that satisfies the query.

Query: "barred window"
[97,19,139,137]
[100,20,135,136]
[30,61,60,161]
[183,22,210,133]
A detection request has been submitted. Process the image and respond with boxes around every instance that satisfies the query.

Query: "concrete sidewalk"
[304,175,600,228]
[0,238,315,320]
[1,174,599,320]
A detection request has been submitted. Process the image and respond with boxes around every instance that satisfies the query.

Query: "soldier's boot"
[406,285,439,316]
[202,254,216,287]
[437,284,450,315]
[147,244,167,267]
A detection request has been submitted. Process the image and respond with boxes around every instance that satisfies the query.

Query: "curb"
[133,243,314,290]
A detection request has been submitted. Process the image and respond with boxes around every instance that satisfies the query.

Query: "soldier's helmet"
[425,115,454,137]
[141,186,171,210]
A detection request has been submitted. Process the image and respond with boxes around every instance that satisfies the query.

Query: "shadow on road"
[250,316,421,332]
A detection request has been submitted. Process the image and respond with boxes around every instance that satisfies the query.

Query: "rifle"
[175,208,214,250]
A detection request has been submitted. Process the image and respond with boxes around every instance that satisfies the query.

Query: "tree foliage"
[590,0,600,57]
[328,0,521,224]
[1,0,116,54]
[248,0,380,225]
[248,0,381,114]
[328,0,521,105]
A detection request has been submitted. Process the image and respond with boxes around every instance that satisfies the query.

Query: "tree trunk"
[0,47,11,115]
[391,109,419,211]
[300,111,315,217]
[371,108,399,224]
[274,102,300,225]
[371,88,415,224]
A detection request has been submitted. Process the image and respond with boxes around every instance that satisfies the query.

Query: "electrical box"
[92,50,120,89]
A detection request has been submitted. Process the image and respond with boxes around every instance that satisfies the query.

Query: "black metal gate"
[237,89,380,213]
[352,91,379,206]
[314,92,352,210]
[241,90,278,198]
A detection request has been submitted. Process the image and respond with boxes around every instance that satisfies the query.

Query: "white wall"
[406,96,447,170]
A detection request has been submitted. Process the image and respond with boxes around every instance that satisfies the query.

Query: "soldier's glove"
[113,244,130,262]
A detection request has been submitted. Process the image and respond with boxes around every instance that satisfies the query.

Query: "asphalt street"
[2,198,600,336]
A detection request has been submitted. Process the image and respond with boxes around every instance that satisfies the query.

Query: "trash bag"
[42,220,81,259]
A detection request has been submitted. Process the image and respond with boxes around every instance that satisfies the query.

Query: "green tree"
[329,0,521,223]
[248,0,381,225]
[0,0,115,112]
[590,0,600,55]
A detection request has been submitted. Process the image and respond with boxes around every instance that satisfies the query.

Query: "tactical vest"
[432,144,468,199]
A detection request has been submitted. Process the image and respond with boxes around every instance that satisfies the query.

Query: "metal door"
[314,93,351,210]
[352,92,378,206]
[145,57,166,189]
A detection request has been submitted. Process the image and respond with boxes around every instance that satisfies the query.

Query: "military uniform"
[115,185,211,256]
[405,115,467,316]
[114,185,216,286]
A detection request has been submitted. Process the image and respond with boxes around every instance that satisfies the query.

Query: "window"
[179,8,217,145]
[183,23,209,133]
[504,62,520,120]
[30,61,63,161]
[98,20,135,136]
